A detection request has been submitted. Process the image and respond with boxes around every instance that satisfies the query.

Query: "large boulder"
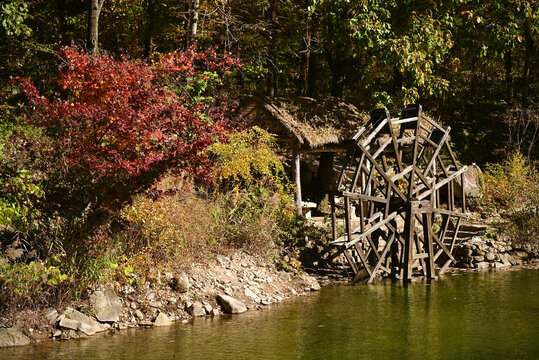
[60,308,107,336]
[89,287,122,323]
[217,295,247,314]
[454,164,484,205]
[0,327,30,347]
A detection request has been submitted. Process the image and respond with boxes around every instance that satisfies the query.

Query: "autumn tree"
[18,46,240,225]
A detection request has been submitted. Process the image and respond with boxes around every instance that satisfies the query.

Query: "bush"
[0,260,68,311]
[483,152,539,214]
[483,152,539,247]
[207,127,287,192]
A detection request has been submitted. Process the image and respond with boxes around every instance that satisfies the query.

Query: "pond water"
[2,269,539,360]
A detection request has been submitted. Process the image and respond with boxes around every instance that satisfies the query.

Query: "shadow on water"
[1,269,539,360]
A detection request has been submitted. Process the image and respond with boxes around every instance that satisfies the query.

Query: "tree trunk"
[266,0,278,97]
[144,0,156,57]
[504,46,513,104]
[393,66,403,96]
[301,12,318,97]
[300,19,311,96]
[326,52,345,97]
[522,23,536,109]
[87,0,104,53]
[188,0,200,46]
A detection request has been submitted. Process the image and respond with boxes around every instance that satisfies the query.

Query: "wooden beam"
[293,144,302,215]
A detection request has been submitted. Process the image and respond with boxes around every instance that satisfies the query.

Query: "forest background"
[0,0,537,311]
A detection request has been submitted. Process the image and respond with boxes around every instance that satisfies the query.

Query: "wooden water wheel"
[329,105,468,283]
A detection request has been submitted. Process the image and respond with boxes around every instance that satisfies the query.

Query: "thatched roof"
[241,95,370,149]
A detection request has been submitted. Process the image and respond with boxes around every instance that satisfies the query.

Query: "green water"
[2,269,539,360]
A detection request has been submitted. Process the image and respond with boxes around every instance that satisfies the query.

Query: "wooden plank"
[330,194,337,243]
[367,232,397,283]
[361,118,389,147]
[423,212,435,279]
[403,202,416,281]
[349,153,366,192]
[341,191,388,203]
[423,127,451,177]
[392,116,419,125]
[450,217,462,253]
[417,166,468,200]
[386,110,404,173]
[439,258,452,275]
[335,211,399,247]
[353,241,373,277]
[293,145,302,215]
[358,144,408,202]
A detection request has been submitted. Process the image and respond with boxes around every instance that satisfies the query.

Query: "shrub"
[16,45,240,233]
[207,127,287,192]
[0,260,69,311]
[483,152,539,214]
[483,152,539,247]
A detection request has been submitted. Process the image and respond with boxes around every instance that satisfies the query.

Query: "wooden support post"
[293,144,302,215]
[330,194,337,242]
[422,212,435,279]
[403,201,416,281]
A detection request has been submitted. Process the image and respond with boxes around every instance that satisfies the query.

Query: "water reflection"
[1,270,538,360]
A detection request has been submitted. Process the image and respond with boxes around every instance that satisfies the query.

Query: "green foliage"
[0,260,68,310]
[483,152,539,214]
[483,152,539,247]
[0,104,44,233]
[0,0,30,37]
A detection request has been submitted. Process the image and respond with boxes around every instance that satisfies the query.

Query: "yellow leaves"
[207,127,286,192]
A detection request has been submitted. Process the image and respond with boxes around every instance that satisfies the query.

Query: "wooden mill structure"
[329,105,468,283]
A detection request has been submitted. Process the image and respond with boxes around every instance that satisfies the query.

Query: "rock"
[63,308,107,336]
[210,308,220,316]
[44,309,59,325]
[153,312,172,327]
[0,327,31,347]
[476,261,490,270]
[244,288,260,302]
[485,252,496,262]
[473,255,485,262]
[454,163,484,204]
[170,272,190,293]
[492,262,509,269]
[186,302,206,317]
[60,330,84,340]
[134,310,145,320]
[89,287,122,323]
[217,294,247,314]
[202,303,213,314]
[53,330,62,337]
[138,321,154,327]
[149,301,163,309]
[499,253,513,267]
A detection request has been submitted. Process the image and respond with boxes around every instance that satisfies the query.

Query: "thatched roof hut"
[241,95,369,151]
[241,95,369,214]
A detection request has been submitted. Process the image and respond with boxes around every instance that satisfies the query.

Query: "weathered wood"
[293,144,302,215]
[330,106,467,283]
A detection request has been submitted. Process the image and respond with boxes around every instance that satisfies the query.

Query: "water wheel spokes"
[330,105,468,283]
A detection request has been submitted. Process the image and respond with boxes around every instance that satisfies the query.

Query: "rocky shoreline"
[0,250,321,347]
[1,229,538,348]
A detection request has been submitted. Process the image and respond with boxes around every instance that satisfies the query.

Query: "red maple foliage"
[18,46,240,217]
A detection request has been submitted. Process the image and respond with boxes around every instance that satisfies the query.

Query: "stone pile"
[453,236,535,270]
